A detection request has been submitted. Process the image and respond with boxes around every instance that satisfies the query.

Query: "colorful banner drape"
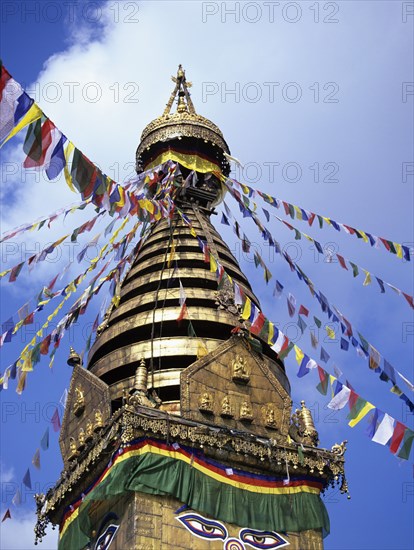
[58,437,330,549]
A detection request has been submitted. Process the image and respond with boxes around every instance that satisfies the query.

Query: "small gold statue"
[331,440,347,456]
[85,419,94,442]
[220,396,233,418]
[93,409,104,432]
[265,406,277,428]
[68,437,78,460]
[292,400,319,447]
[240,400,253,422]
[73,386,85,417]
[199,392,213,414]
[232,355,249,383]
[78,428,86,451]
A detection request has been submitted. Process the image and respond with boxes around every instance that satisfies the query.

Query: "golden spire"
[163,64,195,116]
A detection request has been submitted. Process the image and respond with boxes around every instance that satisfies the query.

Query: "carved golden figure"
[292,400,319,447]
[199,392,213,413]
[240,400,253,421]
[72,386,85,417]
[331,440,347,456]
[93,409,104,432]
[232,355,250,383]
[85,419,94,442]
[68,437,78,460]
[265,406,277,428]
[220,395,233,418]
[78,428,86,451]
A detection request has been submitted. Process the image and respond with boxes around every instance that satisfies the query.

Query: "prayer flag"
[32,448,41,470]
[51,407,61,432]
[40,427,49,450]
[320,347,330,363]
[328,385,351,410]
[298,305,309,317]
[1,509,11,522]
[390,421,406,454]
[22,468,32,490]
[372,413,395,445]
[397,428,414,460]
[316,366,328,395]
[348,401,375,427]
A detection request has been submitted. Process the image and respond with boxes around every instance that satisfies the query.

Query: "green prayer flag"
[397,428,414,460]
[314,316,322,329]
[350,262,359,277]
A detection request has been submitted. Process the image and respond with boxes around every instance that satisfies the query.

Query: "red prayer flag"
[307,212,316,226]
[390,421,406,454]
[51,407,61,432]
[298,305,309,317]
[402,293,414,309]
[40,334,51,355]
[23,118,53,168]
[336,254,348,270]
[251,311,265,335]
[9,262,24,282]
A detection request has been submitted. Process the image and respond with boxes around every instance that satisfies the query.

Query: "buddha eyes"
[94,524,119,550]
[176,513,228,540]
[239,528,289,549]
[176,512,289,549]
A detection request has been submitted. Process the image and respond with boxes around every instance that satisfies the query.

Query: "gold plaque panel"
[59,366,111,468]
[180,336,292,437]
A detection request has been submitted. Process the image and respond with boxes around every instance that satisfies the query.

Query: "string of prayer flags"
[223,184,414,412]
[271,213,413,308]
[226,177,412,262]
[181,213,414,458]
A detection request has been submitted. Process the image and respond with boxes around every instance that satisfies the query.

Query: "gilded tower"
[36,67,347,550]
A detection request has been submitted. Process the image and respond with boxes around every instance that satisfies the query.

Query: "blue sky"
[0,1,413,549]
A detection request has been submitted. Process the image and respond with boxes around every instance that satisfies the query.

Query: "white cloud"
[0,461,14,484]
[0,509,58,550]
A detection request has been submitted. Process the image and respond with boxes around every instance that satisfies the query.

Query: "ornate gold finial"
[292,400,319,447]
[134,357,148,394]
[67,347,82,368]
[163,64,196,116]
[331,440,347,456]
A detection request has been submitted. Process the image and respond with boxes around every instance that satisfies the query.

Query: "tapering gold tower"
[37,67,346,550]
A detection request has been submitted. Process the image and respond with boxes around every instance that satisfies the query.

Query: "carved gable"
[180,336,292,438]
[59,366,111,467]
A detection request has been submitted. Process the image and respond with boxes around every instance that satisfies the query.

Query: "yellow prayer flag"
[294,345,304,366]
[1,103,43,148]
[168,240,176,268]
[63,141,76,192]
[197,342,208,359]
[394,243,403,259]
[359,231,369,243]
[241,297,252,320]
[209,255,218,273]
[363,270,372,286]
[348,402,375,427]
[16,371,27,395]
[0,269,12,278]
[329,375,336,397]
[294,206,303,220]
[325,325,335,339]
[267,323,274,346]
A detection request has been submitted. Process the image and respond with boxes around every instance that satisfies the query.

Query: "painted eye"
[94,524,119,550]
[176,513,228,540]
[239,528,289,549]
